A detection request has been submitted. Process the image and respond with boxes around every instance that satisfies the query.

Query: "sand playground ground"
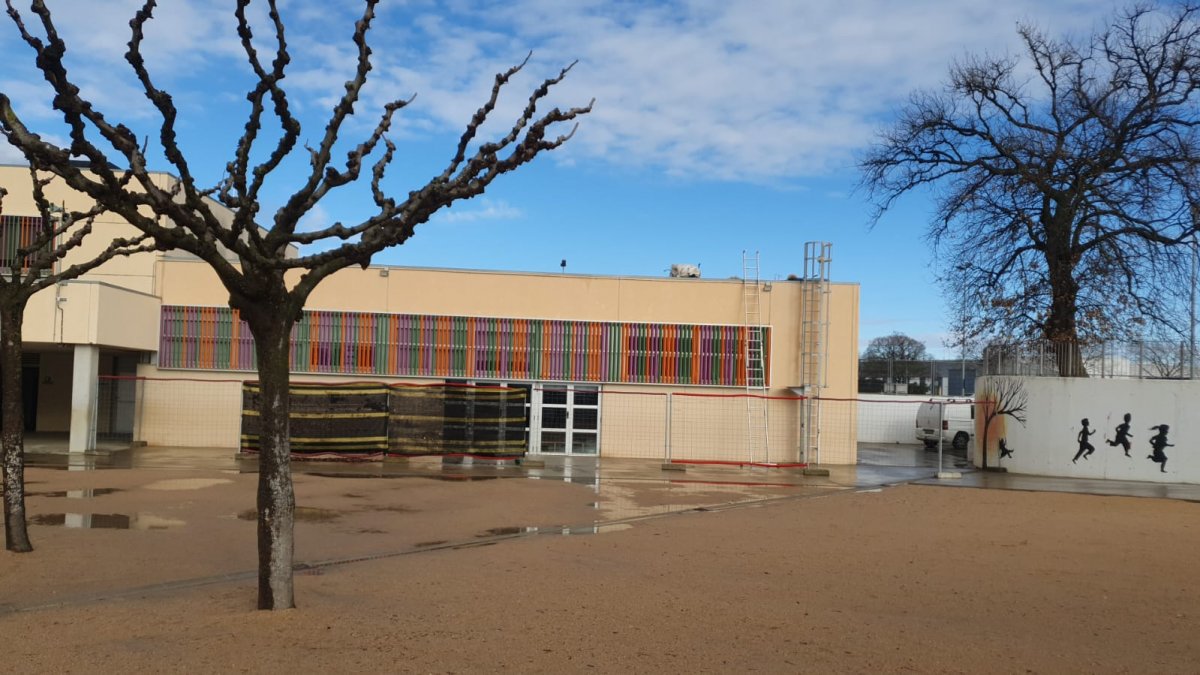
[1,455,1198,674]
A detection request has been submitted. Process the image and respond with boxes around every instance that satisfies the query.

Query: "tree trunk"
[1046,258,1087,376]
[981,415,991,471]
[0,300,33,552]
[248,315,295,610]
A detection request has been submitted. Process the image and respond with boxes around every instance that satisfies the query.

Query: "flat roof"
[161,256,859,286]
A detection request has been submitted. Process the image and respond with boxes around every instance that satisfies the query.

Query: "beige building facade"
[3,166,860,464]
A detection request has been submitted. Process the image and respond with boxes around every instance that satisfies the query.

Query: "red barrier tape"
[668,459,807,468]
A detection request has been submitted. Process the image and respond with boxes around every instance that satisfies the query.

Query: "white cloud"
[0,137,27,165]
[436,198,523,224]
[0,131,68,166]
[0,0,1115,183]
[337,0,1111,182]
[296,203,331,232]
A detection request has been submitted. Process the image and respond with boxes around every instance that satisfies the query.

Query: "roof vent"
[669,264,701,278]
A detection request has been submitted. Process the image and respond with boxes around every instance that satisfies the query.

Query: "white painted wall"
[978,377,1200,484]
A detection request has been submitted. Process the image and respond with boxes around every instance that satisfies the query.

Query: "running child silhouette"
[1147,424,1172,473]
[1106,412,1133,457]
[1072,418,1096,463]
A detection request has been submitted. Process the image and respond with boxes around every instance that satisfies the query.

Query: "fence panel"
[596,390,668,461]
[982,340,1198,379]
[822,396,977,468]
[858,358,980,396]
[104,376,818,465]
[124,376,244,449]
[666,393,804,465]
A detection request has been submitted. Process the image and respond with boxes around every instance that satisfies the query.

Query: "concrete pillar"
[69,345,99,454]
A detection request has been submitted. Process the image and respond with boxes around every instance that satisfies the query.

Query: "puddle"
[302,472,506,482]
[42,463,99,471]
[29,488,123,498]
[475,523,634,539]
[479,526,524,537]
[30,513,185,530]
[374,505,417,513]
[144,478,233,491]
[236,507,341,522]
[566,523,631,535]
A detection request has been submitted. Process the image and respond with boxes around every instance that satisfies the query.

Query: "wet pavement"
[21,440,1200,509]
[9,441,1200,616]
[27,513,188,530]
[915,470,1200,501]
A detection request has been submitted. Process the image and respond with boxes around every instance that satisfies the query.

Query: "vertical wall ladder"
[798,242,832,465]
[742,250,769,464]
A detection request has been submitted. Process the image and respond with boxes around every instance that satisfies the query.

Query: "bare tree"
[862,333,929,361]
[861,3,1200,374]
[0,169,155,552]
[861,332,930,393]
[976,377,1028,470]
[1140,339,1190,378]
[0,0,590,609]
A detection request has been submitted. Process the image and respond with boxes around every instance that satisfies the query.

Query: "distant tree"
[1140,339,1190,378]
[862,333,929,361]
[861,4,1200,374]
[0,0,589,609]
[861,333,930,393]
[0,171,155,553]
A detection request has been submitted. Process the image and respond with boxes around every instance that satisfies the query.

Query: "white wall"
[978,377,1200,484]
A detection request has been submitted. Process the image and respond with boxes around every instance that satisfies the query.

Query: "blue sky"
[0,0,1122,357]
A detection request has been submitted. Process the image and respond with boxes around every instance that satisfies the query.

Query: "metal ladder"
[799,242,832,465]
[742,250,769,463]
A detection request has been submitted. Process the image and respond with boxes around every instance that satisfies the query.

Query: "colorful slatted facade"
[0,215,51,272]
[159,305,771,387]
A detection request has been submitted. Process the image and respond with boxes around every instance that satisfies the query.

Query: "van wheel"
[923,440,937,450]
[952,432,969,451]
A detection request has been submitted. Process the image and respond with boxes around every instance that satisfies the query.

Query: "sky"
[0,0,1124,357]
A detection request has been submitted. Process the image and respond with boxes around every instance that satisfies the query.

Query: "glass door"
[535,384,600,455]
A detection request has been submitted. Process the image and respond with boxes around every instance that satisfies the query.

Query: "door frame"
[529,382,601,455]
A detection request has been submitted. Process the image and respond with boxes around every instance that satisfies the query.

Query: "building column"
[69,345,99,454]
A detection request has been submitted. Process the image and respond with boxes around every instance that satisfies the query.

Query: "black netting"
[240,381,527,459]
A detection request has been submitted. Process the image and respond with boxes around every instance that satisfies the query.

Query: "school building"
[2,165,860,464]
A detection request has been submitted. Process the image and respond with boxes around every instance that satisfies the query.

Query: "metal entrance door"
[533,384,600,455]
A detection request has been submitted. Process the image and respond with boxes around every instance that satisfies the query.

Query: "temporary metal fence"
[99,375,820,466]
[982,340,1199,379]
[824,395,979,476]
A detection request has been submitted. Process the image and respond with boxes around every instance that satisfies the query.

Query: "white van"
[915,399,974,450]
